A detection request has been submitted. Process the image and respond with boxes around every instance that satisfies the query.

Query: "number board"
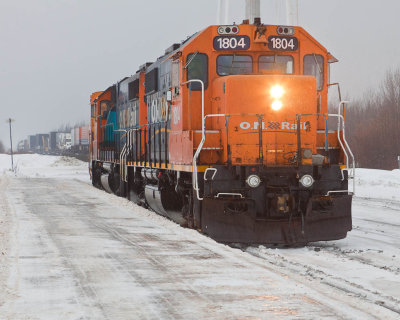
[268,36,299,51]
[213,36,250,51]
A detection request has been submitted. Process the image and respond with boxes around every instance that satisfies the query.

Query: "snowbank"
[354,168,400,202]
[0,154,90,183]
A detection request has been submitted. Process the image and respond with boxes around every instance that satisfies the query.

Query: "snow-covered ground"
[0,154,90,183]
[353,168,400,201]
[0,154,399,319]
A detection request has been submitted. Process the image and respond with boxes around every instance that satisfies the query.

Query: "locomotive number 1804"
[268,36,299,51]
[213,36,250,51]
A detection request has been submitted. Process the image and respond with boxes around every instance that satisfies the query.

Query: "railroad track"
[213,195,400,318]
[244,245,400,317]
[237,194,400,318]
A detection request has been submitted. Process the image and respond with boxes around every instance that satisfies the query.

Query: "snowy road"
[0,155,400,319]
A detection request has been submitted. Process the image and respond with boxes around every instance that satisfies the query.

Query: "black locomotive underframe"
[92,161,352,245]
[199,164,352,244]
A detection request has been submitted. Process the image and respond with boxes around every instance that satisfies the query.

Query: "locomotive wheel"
[182,192,195,229]
[92,164,103,189]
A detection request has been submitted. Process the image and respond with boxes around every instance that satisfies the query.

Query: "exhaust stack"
[217,0,230,25]
[245,0,261,24]
[286,0,298,26]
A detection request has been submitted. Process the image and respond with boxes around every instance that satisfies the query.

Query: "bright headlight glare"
[299,174,314,188]
[246,175,261,188]
[270,85,284,99]
[271,100,283,111]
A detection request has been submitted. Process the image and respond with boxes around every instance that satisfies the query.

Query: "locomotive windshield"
[259,55,293,74]
[217,55,253,76]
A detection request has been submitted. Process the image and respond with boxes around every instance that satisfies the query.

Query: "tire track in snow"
[17,178,234,320]
[11,178,101,320]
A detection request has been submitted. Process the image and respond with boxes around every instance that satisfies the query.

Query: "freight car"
[89,2,354,244]
[71,125,89,152]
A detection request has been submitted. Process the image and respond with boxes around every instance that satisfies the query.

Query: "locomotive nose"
[211,74,318,166]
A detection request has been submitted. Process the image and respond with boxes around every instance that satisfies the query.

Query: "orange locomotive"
[89,17,355,244]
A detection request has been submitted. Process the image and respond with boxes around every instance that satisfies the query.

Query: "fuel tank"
[144,185,185,225]
[100,174,113,193]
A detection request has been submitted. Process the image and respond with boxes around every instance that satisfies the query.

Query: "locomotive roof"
[98,22,336,95]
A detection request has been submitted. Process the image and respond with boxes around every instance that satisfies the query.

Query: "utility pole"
[6,118,15,171]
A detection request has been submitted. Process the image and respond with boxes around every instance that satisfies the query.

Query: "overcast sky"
[1,0,399,149]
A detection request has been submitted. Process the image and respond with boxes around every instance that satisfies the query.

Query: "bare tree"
[346,68,400,169]
[75,120,87,127]
[55,122,86,133]
[57,123,73,133]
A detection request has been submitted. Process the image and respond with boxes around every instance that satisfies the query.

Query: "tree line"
[345,68,400,170]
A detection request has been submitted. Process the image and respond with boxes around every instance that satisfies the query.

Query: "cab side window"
[100,101,110,119]
[186,53,208,90]
[304,55,324,91]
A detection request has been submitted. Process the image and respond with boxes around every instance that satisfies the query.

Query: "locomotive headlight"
[271,100,283,111]
[270,85,284,99]
[246,175,261,188]
[299,174,314,188]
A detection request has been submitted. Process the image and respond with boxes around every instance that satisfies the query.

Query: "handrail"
[120,143,127,182]
[216,193,244,199]
[88,131,92,178]
[191,111,265,201]
[119,128,130,183]
[192,113,227,200]
[181,79,205,201]
[338,101,354,174]
[296,110,355,195]
[337,100,355,194]
[204,168,217,181]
